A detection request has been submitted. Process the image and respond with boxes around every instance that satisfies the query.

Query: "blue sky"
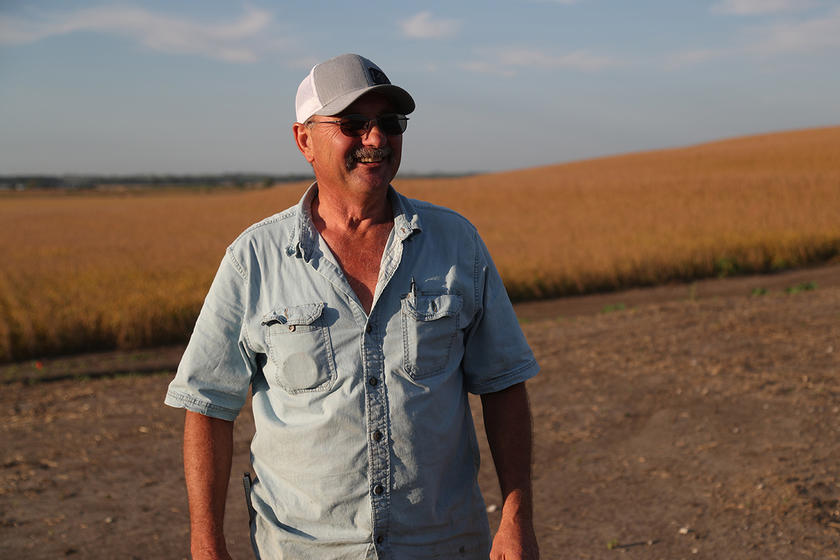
[1,0,838,175]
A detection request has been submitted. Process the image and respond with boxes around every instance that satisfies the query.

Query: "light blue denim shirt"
[165,184,539,559]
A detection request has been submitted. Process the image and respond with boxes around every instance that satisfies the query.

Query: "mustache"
[345,146,392,170]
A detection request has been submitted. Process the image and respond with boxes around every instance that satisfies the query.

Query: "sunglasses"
[308,113,409,137]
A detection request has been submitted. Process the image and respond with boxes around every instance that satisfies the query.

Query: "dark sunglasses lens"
[338,115,408,136]
[339,117,370,136]
[378,115,408,135]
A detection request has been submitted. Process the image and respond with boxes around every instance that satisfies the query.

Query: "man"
[165,53,539,560]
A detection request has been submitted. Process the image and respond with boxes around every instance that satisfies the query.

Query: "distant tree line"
[0,171,475,192]
[0,174,316,191]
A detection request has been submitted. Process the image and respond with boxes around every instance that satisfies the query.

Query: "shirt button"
[288,325,296,332]
[374,484,384,495]
[369,377,378,386]
[366,324,372,333]
[376,535,384,544]
[373,430,383,442]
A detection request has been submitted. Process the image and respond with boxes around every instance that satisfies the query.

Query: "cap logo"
[368,67,390,85]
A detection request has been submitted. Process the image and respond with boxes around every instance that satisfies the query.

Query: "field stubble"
[1,126,839,362]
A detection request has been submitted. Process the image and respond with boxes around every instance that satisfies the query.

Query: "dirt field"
[2,265,839,559]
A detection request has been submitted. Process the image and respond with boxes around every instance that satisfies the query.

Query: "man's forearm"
[482,382,533,513]
[481,382,539,559]
[183,410,234,559]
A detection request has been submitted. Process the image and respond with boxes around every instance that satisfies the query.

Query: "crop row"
[1,127,838,362]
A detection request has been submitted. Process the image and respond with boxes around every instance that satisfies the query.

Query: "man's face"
[294,92,403,198]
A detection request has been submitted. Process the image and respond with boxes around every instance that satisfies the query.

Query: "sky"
[1,0,839,176]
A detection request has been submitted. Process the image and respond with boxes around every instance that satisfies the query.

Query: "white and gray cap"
[295,53,415,123]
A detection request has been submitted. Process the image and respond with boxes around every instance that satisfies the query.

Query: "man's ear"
[293,122,316,163]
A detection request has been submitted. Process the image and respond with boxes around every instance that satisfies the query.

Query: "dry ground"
[1,265,839,559]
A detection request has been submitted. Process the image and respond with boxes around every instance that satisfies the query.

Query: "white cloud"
[712,0,812,15]
[749,6,840,53]
[665,6,840,68]
[0,5,275,62]
[463,46,614,76]
[400,11,460,39]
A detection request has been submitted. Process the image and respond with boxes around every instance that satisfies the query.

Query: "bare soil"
[2,265,839,559]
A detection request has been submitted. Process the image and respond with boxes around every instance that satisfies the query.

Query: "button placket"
[358,220,409,552]
[362,311,391,549]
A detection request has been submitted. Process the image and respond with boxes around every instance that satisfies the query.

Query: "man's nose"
[361,120,388,147]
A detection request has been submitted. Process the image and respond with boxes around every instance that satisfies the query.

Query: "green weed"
[601,303,627,314]
[715,257,740,278]
[785,282,817,294]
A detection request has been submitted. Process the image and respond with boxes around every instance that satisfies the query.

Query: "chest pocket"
[401,293,463,380]
[261,303,336,393]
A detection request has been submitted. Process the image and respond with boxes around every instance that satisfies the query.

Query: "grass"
[1,126,839,362]
[785,282,817,294]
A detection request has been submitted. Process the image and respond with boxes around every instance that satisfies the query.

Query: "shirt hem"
[163,389,240,421]
[467,359,540,395]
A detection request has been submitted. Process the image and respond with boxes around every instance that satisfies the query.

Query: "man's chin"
[352,174,396,194]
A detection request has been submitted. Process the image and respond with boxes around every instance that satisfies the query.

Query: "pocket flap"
[407,294,462,321]
[261,303,325,326]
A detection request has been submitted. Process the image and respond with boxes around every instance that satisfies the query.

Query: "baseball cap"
[295,53,415,123]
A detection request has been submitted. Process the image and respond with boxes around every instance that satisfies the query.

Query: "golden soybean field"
[1,126,839,362]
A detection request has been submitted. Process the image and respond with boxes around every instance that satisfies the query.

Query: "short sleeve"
[462,232,539,394]
[164,249,258,420]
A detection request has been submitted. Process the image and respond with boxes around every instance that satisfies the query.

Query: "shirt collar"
[290,182,423,261]
[288,183,319,261]
[389,186,423,242]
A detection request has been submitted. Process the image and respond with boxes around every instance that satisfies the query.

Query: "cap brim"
[314,84,415,117]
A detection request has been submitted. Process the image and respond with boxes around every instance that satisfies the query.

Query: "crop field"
[1,126,838,362]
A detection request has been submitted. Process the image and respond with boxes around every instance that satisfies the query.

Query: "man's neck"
[312,182,393,233]
[309,182,394,314]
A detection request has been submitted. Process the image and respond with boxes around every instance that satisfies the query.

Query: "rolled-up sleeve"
[164,248,258,421]
[462,232,539,394]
